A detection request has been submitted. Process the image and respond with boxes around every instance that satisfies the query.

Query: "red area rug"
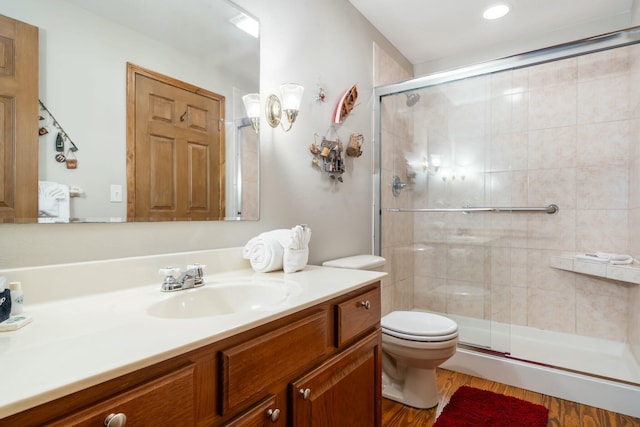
[433,386,549,427]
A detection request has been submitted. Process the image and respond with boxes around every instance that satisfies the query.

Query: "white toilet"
[323,254,459,409]
[381,310,458,408]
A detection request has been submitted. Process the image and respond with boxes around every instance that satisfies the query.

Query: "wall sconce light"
[266,83,304,132]
[242,93,261,133]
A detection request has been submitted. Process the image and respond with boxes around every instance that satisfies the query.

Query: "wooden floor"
[382,369,640,427]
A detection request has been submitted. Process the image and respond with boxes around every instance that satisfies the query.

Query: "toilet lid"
[382,311,458,341]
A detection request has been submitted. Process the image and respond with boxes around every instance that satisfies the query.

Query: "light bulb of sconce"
[279,83,304,131]
[242,93,261,118]
[430,154,442,172]
[242,93,261,133]
[280,83,304,111]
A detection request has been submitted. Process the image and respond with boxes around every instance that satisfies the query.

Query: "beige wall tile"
[529,84,577,130]
[576,166,628,209]
[577,75,630,124]
[575,209,629,253]
[527,287,576,333]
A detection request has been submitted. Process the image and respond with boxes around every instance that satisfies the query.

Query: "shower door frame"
[373,25,640,256]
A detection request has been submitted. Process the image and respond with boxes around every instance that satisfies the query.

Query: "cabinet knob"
[360,300,371,309]
[266,408,281,422]
[104,413,127,427]
[299,388,311,400]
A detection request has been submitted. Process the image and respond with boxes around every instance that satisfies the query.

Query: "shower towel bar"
[386,204,559,214]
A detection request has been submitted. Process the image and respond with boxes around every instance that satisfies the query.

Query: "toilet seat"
[382,311,458,342]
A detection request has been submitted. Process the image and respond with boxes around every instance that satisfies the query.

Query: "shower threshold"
[434,311,640,418]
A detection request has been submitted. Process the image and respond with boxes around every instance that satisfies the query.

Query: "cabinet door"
[290,331,381,427]
[48,364,195,427]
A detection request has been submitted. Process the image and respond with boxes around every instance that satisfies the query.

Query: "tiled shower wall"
[374,43,414,316]
[379,43,640,357]
[630,46,640,362]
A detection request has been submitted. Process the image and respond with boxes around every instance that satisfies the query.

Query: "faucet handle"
[159,267,181,277]
[187,263,205,276]
[186,263,206,287]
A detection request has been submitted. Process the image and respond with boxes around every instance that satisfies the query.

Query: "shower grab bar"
[386,204,559,214]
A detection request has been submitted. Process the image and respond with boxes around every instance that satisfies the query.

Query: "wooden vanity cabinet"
[47,364,196,427]
[3,282,381,427]
[290,332,381,427]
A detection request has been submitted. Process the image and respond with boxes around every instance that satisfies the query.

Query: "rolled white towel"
[243,229,291,273]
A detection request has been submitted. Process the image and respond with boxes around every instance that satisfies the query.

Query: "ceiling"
[349,0,636,69]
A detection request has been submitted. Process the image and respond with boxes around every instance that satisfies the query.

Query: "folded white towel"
[243,229,290,273]
[282,225,311,273]
[576,252,634,265]
[38,181,70,223]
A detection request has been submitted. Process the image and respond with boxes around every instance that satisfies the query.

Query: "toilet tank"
[322,255,386,271]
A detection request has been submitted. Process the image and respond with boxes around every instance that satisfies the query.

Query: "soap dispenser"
[0,277,11,323]
[9,282,23,315]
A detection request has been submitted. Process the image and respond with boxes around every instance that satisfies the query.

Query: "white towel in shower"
[38,181,70,223]
[575,252,634,265]
[243,229,290,273]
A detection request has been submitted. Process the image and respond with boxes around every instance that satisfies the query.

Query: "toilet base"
[382,367,439,409]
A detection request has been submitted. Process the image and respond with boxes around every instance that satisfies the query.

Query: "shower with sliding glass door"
[374,27,640,412]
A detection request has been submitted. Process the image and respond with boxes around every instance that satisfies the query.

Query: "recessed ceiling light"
[230,13,260,38]
[483,4,510,20]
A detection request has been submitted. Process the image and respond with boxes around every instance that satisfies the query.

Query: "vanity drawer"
[48,364,195,427]
[221,394,282,427]
[336,286,380,347]
[220,310,329,414]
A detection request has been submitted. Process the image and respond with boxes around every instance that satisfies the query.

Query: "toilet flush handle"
[360,300,371,309]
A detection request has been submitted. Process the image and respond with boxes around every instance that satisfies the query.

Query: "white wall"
[0,0,411,269]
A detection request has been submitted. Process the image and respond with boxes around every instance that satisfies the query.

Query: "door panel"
[0,14,38,223]
[127,63,224,221]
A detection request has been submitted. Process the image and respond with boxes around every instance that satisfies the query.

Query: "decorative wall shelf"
[550,254,640,285]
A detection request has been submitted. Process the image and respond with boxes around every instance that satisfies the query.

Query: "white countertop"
[0,265,385,419]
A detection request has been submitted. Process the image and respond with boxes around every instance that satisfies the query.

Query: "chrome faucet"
[159,264,206,292]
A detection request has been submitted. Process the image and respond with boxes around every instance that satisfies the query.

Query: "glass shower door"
[378,71,518,354]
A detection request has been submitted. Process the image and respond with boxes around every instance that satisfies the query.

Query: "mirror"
[0,0,259,222]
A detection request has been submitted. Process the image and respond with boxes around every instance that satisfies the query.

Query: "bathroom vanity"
[0,252,384,426]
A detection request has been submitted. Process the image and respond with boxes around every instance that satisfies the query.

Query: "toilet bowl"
[322,255,457,409]
[381,310,458,409]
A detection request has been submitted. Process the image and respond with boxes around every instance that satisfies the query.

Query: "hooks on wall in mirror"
[39,100,80,170]
[38,100,79,153]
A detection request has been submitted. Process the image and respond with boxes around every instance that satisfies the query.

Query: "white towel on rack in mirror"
[38,181,70,223]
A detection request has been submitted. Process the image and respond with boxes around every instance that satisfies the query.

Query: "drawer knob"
[360,300,371,309]
[104,413,127,427]
[266,408,281,422]
[299,388,311,400]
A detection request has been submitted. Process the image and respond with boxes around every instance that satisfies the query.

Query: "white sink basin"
[147,279,292,319]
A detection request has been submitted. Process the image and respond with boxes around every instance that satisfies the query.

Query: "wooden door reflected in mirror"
[127,64,225,221]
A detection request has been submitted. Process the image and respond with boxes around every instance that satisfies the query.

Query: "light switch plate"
[110,184,123,202]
